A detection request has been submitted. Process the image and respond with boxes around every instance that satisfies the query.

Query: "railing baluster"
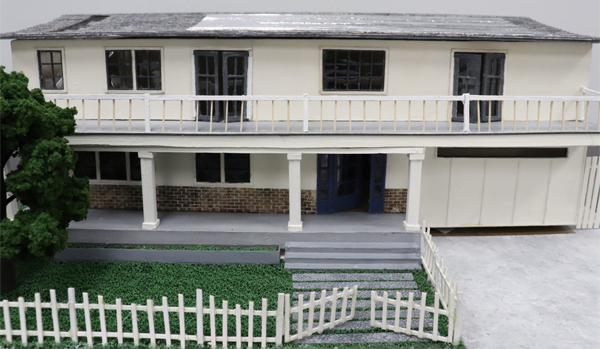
[363,101,366,131]
[349,101,352,131]
[513,100,517,131]
[378,100,382,132]
[477,100,481,132]
[287,100,290,132]
[240,101,245,132]
[271,100,275,132]
[408,100,411,131]
[209,101,213,133]
[549,100,554,131]
[562,101,566,131]
[97,99,101,130]
[112,99,116,131]
[255,100,259,132]
[394,100,398,132]
[320,100,323,132]
[422,100,426,131]
[128,99,132,131]
[597,101,600,130]
[488,99,492,131]
[435,100,438,131]
[180,100,183,131]
[81,99,85,131]
[575,101,579,131]
[162,100,166,131]
[225,101,229,132]
[585,101,590,130]
[536,100,541,130]
[500,100,505,131]
[334,100,338,131]
[525,100,529,131]
[448,100,452,132]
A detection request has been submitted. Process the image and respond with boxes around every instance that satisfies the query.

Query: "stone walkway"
[291,271,430,344]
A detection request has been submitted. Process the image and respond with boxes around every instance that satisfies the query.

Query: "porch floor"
[67,209,415,246]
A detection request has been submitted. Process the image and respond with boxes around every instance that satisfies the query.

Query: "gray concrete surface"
[433,228,600,349]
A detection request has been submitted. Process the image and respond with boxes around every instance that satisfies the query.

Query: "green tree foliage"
[1,66,89,261]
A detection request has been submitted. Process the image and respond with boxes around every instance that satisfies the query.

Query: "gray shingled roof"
[1,13,598,43]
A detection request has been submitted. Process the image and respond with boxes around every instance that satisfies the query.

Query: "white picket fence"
[577,155,600,229]
[0,286,359,348]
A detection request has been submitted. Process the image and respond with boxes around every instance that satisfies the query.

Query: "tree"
[1,67,89,292]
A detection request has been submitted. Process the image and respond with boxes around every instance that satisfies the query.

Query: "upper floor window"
[322,49,386,92]
[74,151,141,181]
[196,153,250,183]
[105,49,162,91]
[37,50,63,90]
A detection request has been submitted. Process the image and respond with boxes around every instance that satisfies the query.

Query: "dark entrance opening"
[316,154,387,214]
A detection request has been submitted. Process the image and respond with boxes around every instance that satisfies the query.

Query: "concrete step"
[286,242,419,253]
[285,262,422,270]
[285,252,419,261]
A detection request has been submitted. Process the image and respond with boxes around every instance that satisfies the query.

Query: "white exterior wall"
[11,39,593,122]
[152,153,317,190]
[420,146,587,227]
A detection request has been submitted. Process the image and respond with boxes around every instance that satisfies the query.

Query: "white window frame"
[194,153,253,187]
[36,47,67,93]
[319,46,390,95]
[104,47,165,94]
[77,151,141,185]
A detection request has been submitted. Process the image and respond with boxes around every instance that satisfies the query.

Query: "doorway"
[452,52,505,123]
[194,51,249,122]
[316,154,387,214]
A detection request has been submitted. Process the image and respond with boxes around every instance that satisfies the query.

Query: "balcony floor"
[67,209,415,247]
[73,119,599,134]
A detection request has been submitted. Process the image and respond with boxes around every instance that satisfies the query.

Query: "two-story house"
[2,14,599,249]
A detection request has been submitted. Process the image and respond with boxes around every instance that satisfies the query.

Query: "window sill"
[42,89,68,94]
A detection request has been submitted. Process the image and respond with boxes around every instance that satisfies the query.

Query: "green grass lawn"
[0,260,464,349]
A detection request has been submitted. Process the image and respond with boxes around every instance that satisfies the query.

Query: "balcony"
[45,90,600,135]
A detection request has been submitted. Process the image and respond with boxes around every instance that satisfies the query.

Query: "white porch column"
[139,151,160,230]
[287,153,303,232]
[403,152,425,232]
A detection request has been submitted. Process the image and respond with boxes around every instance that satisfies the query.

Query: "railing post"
[144,93,151,132]
[462,93,470,132]
[302,93,309,133]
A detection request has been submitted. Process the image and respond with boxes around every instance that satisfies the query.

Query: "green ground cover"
[0,260,461,349]
[65,244,279,251]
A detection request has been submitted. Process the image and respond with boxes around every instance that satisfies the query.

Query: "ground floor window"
[74,151,141,181]
[196,153,250,183]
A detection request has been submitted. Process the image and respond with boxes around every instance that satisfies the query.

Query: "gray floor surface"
[433,228,600,349]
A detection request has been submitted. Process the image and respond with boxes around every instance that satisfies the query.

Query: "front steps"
[284,241,421,269]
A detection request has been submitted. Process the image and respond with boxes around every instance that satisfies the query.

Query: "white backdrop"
[1,0,598,90]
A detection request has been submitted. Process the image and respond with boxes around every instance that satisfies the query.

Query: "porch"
[67,209,416,247]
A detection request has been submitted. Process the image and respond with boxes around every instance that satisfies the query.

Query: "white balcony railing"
[45,93,600,134]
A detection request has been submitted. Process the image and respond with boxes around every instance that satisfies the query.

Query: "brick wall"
[89,185,316,214]
[89,185,405,214]
[383,188,407,213]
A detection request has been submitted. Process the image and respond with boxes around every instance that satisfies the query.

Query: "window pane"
[52,51,62,63]
[74,152,97,180]
[322,49,385,91]
[99,152,127,180]
[106,50,133,90]
[39,51,51,64]
[224,153,250,183]
[129,152,141,181]
[196,153,221,182]
[135,50,161,90]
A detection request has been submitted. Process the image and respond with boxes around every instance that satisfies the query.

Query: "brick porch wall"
[89,185,405,214]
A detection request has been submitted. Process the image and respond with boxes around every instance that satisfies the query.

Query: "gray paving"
[293,281,418,290]
[292,318,434,331]
[296,332,424,344]
[292,309,431,321]
[433,228,600,349]
[293,289,422,299]
[292,273,414,281]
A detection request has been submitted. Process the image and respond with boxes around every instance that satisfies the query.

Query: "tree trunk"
[1,258,16,293]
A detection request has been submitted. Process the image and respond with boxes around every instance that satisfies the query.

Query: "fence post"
[452,291,463,345]
[302,93,309,133]
[68,288,78,343]
[462,94,470,132]
[284,294,290,342]
[370,291,376,327]
[3,299,13,343]
[144,93,151,132]
[275,293,285,346]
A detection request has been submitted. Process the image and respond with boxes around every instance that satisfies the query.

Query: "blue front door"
[317,154,387,214]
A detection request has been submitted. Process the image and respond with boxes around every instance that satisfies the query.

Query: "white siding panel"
[420,151,451,227]
[545,147,586,225]
[512,159,552,225]
[447,158,485,226]
[480,159,519,226]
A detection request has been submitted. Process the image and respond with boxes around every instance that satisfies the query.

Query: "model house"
[3,13,599,236]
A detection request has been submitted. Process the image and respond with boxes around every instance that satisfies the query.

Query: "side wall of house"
[420,146,587,227]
